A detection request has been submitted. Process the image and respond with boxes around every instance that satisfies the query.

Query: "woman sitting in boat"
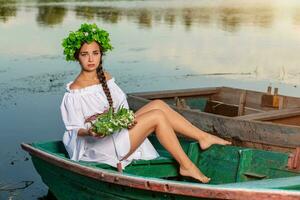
[60,23,231,183]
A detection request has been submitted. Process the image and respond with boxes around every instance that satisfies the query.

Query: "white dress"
[60,78,159,169]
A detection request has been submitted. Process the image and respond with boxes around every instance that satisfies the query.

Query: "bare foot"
[199,133,231,150]
[179,165,211,183]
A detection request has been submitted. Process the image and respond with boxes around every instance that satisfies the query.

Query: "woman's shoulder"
[69,78,95,91]
[104,71,112,81]
[68,71,112,90]
[65,78,116,95]
[69,81,83,90]
[65,81,101,94]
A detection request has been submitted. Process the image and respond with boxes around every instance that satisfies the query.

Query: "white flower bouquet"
[91,106,135,136]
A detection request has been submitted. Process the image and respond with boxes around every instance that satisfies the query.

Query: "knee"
[148,109,167,123]
[149,99,167,109]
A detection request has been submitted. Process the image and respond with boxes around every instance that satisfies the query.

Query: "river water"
[1,0,300,199]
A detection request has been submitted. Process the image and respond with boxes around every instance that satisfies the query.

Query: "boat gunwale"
[177,104,300,129]
[128,94,300,129]
[21,143,300,200]
[128,86,300,100]
[128,87,221,99]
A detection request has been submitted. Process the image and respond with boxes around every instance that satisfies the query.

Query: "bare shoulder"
[104,71,112,81]
[69,80,83,90]
[69,76,86,90]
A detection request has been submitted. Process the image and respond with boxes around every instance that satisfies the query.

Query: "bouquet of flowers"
[91,106,135,136]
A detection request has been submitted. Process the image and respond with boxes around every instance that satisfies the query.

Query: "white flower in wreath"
[84,32,89,36]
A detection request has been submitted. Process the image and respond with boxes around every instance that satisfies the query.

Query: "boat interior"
[32,135,300,189]
[130,86,300,127]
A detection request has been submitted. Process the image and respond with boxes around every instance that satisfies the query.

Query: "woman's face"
[78,41,101,72]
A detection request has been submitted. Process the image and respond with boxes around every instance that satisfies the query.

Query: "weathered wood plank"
[128,95,300,150]
[270,116,300,126]
[211,87,270,110]
[129,87,219,99]
[139,86,299,111]
[220,87,300,109]
[236,108,300,121]
[238,90,247,116]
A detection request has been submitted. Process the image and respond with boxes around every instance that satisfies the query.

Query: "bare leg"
[124,109,210,183]
[135,100,231,149]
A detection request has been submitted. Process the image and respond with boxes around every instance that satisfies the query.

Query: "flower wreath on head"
[62,23,113,61]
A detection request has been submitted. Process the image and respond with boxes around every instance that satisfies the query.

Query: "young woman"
[61,23,231,183]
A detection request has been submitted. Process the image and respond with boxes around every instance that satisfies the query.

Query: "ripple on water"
[0,70,76,107]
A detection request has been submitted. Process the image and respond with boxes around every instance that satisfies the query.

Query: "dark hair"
[75,42,114,109]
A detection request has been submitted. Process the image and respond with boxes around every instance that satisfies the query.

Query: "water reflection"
[218,7,274,32]
[36,5,67,27]
[0,0,17,23]
[136,9,153,28]
[73,5,276,31]
[0,1,284,31]
[0,0,300,32]
[292,8,300,27]
[75,6,121,23]
[75,6,97,20]
[163,10,176,26]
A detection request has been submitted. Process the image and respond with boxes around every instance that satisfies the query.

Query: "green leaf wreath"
[91,107,135,136]
[62,23,113,61]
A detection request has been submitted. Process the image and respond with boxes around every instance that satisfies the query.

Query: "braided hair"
[96,59,114,110]
[75,42,114,110]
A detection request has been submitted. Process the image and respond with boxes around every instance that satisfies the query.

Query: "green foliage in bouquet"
[91,106,135,136]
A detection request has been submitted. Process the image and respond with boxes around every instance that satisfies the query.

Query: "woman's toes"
[179,166,210,183]
[199,134,231,150]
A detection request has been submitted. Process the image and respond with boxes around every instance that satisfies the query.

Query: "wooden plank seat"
[124,155,178,178]
[77,156,178,178]
[235,107,300,121]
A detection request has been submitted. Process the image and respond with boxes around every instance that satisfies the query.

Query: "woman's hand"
[127,119,137,129]
[78,128,105,138]
[88,128,105,138]
[128,114,137,129]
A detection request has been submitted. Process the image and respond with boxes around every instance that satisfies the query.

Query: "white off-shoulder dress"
[61,78,159,169]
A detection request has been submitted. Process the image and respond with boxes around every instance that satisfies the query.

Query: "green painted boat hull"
[32,156,203,200]
[22,136,300,200]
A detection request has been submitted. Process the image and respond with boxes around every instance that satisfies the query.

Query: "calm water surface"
[2,0,300,199]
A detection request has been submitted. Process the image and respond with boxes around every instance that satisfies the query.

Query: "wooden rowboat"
[21,87,300,199]
[128,86,300,154]
[22,135,300,200]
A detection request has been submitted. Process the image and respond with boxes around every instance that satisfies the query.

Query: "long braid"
[96,54,114,111]
[96,51,121,171]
